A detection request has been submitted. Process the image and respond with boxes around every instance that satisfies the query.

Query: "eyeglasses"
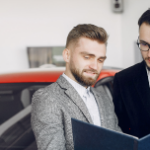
[137,37,150,51]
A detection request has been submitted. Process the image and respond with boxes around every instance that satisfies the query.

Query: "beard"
[69,61,100,87]
[143,57,150,71]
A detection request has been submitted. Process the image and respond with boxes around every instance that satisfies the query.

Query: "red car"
[0,67,120,150]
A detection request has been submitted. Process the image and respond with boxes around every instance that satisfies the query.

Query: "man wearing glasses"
[113,9,150,138]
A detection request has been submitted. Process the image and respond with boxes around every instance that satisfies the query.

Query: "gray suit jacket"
[31,75,121,150]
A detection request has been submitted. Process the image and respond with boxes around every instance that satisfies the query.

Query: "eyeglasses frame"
[137,37,150,52]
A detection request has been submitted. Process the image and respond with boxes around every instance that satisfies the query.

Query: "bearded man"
[113,9,150,138]
[31,24,121,150]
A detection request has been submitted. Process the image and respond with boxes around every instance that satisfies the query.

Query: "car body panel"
[0,68,65,83]
[0,67,120,84]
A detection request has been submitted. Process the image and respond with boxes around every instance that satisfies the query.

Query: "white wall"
[2,0,150,72]
[122,0,150,68]
[0,0,123,72]
[2,0,149,72]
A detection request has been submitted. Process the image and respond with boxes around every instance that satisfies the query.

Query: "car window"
[0,114,34,150]
[0,82,51,150]
[0,82,51,125]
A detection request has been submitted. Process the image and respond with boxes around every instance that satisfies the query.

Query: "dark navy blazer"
[113,61,150,138]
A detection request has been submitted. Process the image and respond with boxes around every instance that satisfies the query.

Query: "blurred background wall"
[0,0,149,72]
[122,0,150,68]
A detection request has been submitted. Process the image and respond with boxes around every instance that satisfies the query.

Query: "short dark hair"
[138,8,150,28]
[66,24,108,48]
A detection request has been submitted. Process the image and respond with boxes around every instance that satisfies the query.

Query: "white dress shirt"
[62,73,101,126]
[146,67,150,87]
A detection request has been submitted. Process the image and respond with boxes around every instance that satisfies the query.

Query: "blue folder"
[71,118,150,150]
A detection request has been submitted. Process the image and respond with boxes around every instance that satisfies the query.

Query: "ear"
[63,48,71,63]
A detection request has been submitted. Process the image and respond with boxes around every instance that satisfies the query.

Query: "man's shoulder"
[116,61,143,78]
[38,81,58,93]
[32,82,60,102]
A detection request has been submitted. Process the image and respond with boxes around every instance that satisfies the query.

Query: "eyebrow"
[139,39,150,44]
[96,55,107,60]
[80,52,107,60]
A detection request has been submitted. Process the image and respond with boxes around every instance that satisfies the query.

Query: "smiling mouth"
[85,71,95,73]
[84,71,97,76]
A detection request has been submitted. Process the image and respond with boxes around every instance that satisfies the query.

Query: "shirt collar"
[62,73,91,98]
[146,67,150,76]
[146,67,150,87]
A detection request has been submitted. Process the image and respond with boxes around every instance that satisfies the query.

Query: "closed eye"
[98,59,104,63]
[140,42,148,46]
[84,55,90,59]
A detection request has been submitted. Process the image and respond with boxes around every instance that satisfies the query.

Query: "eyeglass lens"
[138,41,150,51]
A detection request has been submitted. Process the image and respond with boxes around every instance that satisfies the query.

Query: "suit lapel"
[56,75,93,124]
[65,88,93,124]
[90,87,107,128]
[134,61,150,117]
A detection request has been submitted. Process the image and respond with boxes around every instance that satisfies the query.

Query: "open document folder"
[71,118,150,150]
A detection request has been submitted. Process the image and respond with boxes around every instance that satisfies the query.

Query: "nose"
[89,59,98,70]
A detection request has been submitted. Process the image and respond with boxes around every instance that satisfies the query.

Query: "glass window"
[0,82,51,150]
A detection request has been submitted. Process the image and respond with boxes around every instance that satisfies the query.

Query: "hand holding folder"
[71,118,150,150]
